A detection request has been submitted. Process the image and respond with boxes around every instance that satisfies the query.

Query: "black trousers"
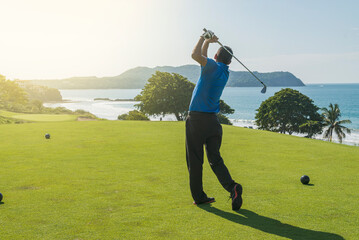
[185,111,236,202]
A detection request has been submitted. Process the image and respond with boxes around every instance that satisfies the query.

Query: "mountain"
[21,65,305,89]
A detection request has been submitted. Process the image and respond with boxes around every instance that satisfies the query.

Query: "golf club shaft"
[217,41,266,88]
[203,28,266,88]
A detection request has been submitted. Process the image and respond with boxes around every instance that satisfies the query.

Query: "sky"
[0,0,358,84]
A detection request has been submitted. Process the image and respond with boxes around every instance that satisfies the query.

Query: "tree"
[135,71,195,121]
[219,100,234,115]
[299,120,323,138]
[135,71,235,123]
[0,75,29,112]
[17,82,62,102]
[321,103,351,143]
[218,100,235,125]
[216,113,231,125]
[118,110,149,121]
[255,88,323,136]
[29,99,43,113]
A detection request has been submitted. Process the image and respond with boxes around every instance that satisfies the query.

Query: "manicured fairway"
[0,110,78,122]
[0,121,358,239]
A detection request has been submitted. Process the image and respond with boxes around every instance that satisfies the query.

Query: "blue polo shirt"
[189,58,229,113]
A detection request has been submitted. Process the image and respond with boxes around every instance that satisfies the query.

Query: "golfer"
[186,30,242,210]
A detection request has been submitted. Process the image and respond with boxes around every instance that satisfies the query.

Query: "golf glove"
[202,29,214,40]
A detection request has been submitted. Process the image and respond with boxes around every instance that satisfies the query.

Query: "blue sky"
[0,0,358,83]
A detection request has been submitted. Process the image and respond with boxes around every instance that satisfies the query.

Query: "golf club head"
[261,85,267,94]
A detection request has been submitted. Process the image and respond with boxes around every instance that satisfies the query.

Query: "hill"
[21,65,305,89]
[0,121,357,239]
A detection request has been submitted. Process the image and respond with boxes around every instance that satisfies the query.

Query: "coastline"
[43,85,359,146]
[231,119,359,146]
[43,98,359,146]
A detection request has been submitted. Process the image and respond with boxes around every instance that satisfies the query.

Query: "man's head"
[214,46,233,65]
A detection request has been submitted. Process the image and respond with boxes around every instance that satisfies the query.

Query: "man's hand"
[192,31,219,66]
[202,29,214,40]
[205,35,218,43]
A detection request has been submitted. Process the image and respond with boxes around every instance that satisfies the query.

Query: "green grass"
[0,121,358,239]
[0,110,78,122]
[0,110,18,117]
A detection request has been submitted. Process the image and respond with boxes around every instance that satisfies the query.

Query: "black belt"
[189,111,216,116]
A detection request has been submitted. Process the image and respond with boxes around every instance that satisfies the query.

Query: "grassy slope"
[0,121,358,239]
[0,110,78,122]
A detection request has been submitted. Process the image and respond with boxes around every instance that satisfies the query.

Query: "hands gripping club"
[203,28,267,94]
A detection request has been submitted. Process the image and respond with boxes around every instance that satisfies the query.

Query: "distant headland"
[19,65,305,89]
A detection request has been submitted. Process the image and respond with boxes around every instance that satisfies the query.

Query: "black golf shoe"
[230,184,243,211]
[193,197,215,205]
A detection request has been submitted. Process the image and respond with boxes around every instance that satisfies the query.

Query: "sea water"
[44,84,359,146]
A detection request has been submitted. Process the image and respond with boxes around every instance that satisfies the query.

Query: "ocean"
[44,84,359,146]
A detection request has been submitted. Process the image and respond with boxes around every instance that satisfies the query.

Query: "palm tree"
[321,103,351,143]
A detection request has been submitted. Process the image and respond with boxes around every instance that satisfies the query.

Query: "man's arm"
[191,35,219,66]
[191,37,207,66]
[201,40,210,58]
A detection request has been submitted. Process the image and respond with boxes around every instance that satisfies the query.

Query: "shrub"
[118,110,149,121]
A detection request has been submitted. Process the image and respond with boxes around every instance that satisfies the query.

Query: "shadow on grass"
[0,202,4,205]
[198,205,344,240]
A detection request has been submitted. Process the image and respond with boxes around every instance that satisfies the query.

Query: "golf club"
[203,28,267,94]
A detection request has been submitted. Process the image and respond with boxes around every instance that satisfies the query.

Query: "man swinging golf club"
[186,29,243,210]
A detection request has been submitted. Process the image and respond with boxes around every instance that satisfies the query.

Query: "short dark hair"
[217,46,233,65]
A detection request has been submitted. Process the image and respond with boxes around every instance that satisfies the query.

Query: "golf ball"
[301,175,310,184]
[0,193,3,202]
